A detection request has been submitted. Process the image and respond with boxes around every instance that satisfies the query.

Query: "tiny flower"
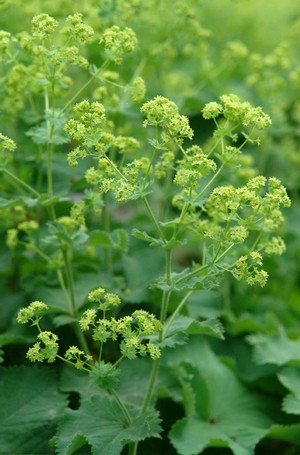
[88,287,105,303]
[6,228,18,249]
[66,13,94,43]
[17,301,48,324]
[130,76,146,102]
[101,25,137,64]
[147,343,161,360]
[79,309,97,331]
[18,220,39,232]
[202,101,223,119]
[31,14,58,38]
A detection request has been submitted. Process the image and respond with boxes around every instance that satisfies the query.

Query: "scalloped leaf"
[0,366,66,454]
[161,315,224,348]
[247,327,300,365]
[267,423,300,446]
[278,367,300,415]
[166,337,278,455]
[89,228,128,251]
[55,394,161,455]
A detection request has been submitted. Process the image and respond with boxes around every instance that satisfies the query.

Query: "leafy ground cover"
[0,1,300,454]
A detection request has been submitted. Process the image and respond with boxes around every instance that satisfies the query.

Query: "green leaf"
[123,247,165,303]
[131,228,163,246]
[26,111,68,145]
[33,273,107,312]
[186,290,223,319]
[0,324,36,347]
[162,315,224,348]
[26,121,68,145]
[56,394,161,455]
[247,327,300,365]
[0,366,66,454]
[169,315,224,338]
[155,269,220,292]
[278,367,300,415]
[267,424,300,446]
[89,229,128,251]
[166,337,277,455]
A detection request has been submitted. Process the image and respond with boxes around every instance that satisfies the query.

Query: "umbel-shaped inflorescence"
[16,289,162,388]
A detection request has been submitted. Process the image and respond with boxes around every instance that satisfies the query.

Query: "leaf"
[0,194,64,209]
[123,247,165,303]
[247,327,300,365]
[186,290,223,319]
[278,367,300,415]
[267,423,300,446]
[89,229,128,251]
[26,111,68,145]
[166,337,278,455]
[0,324,36,347]
[33,273,107,312]
[0,366,66,454]
[26,121,68,145]
[55,394,161,455]
[155,269,221,292]
[131,228,164,247]
[162,315,224,348]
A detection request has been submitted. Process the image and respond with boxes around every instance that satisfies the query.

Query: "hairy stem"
[1,168,40,196]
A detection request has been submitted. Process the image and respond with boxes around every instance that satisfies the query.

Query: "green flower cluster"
[17,300,48,324]
[101,25,137,64]
[6,228,18,249]
[202,93,271,129]
[88,287,121,311]
[27,331,59,363]
[65,346,92,369]
[0,132,16,166]
[65,100,106,145]
[0,13,98,113]
[174,145,217,188]
[130,76,146,103]
[233,252,268,287]
[85,157,149,202]
[264,236,286,255]
[205,176,290,230]
[0,30,11,58]
[141,96,194,143]
[65,13,94,43]
[80,296,162,360]
[31,13,58,39]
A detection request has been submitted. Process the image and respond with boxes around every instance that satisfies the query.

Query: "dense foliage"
[0,1,299,454]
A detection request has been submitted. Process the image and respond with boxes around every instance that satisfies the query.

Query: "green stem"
[213,244,234,264]
[141,357,161,415]
[142,196,166,243]
[128,253,172,455]
[61,248,77,317]
[47,142,54,196]
[193,163,225,203]
[175,263,209,286]
[104,155,127,181]
[163,291,192,339]
[111,389,131,425]
[61,247,90,355]
[1,168,40,196]
[59,59,110,116]
[56,355,91,372]
[19,241,51,262]
[159,290,171,340]
[102,194,112,273]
